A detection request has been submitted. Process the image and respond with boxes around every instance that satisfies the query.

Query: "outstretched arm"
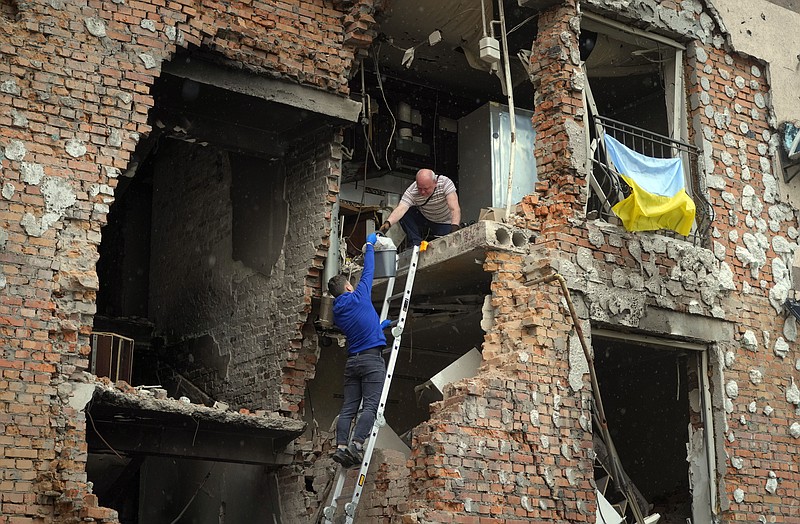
[381,201,410,232]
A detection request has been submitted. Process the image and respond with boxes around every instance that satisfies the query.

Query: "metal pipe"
[497,0,518,222]
[528,272,647,524]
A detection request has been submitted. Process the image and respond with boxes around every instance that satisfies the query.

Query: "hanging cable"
[373,43,397,170]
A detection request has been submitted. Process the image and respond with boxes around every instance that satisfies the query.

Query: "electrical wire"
[373,43,397,170]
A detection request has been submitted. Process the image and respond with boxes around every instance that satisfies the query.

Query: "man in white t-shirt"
[378,169,461,245]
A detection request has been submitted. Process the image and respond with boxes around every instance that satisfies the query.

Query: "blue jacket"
[333,244,387,354]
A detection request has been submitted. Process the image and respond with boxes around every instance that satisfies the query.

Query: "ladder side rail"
[344,245,421,522]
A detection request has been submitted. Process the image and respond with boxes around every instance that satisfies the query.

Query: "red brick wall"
[0,0,377,521]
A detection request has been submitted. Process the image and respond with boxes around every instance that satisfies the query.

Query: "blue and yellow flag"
[605,135,696,236]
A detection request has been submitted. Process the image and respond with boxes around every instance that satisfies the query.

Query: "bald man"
[379,169,461,246]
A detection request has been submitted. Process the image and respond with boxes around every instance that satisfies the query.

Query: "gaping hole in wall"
[338,0,538,246]
[593,336,699,524]
[309,0,538,452]
[90,47,323,522]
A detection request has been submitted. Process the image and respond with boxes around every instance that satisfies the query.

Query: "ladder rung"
[387,291,404,302]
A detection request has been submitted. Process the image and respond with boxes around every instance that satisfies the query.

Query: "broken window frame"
[582,13,714,245]
[592,328,719,522]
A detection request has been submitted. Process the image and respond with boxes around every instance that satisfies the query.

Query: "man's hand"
[378,220,391,233]
[366,232,378,245]
[450,223,461,233]
[380,319,392,330]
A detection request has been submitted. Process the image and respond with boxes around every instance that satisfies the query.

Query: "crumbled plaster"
[765,471,778,494]
[568,331,589,392]
[748,401,757,413]
[10,109,27,127]
[725,380,739,398]
[763,405,773,416]
[84,17,106,37]
[786,378,800,405]
[742,330,758,351]
[749,369,763,385]
[774,338,789,358]
[20,162,44,185]
[2,183,13,200]
[65,139,86,158]
[67,383,97,410]
[790,422,800,438]
[736,232,768,278]
[731,456,744,470]
[783,315,797,342]
[0,79,20,96]
[733,488,745,503]
[4,139,26,161]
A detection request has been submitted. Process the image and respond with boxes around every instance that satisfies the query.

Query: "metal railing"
[587,115,713,245]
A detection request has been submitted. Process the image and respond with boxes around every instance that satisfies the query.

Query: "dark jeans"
[399,206,451,246]
[336,349,386,445]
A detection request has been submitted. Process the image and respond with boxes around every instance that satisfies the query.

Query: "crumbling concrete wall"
[0,0,379,520]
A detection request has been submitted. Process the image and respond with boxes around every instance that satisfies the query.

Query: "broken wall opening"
[593,334,705,523]
[92,46,350,518]
[337,0,539,251]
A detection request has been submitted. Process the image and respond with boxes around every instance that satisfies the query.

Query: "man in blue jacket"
[327,232,388,468]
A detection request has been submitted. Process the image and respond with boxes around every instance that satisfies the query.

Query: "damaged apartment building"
[2,0,800,522]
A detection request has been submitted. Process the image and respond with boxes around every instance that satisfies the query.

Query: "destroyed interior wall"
[0,0,379,521]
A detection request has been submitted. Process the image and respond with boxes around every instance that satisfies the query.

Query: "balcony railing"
[587,115,714,245]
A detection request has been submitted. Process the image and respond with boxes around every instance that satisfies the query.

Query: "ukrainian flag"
[605,135,696,236]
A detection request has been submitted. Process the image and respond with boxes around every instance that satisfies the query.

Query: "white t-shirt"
[400,175,457,224]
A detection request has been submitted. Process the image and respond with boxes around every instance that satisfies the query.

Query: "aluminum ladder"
[322,242,424,524]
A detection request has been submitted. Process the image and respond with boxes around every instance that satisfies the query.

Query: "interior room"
[593,335,697,524]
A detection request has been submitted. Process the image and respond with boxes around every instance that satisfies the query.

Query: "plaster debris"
[65,139,87,158]
[749,369,763,385]
[763,405,773,416]
[10,109,27,127]
[0,80,20,96]
[140,19,156,32]
[724,397,733,413]
[790,422,800,438]
[765,471,777,494]
[739,414,746,424]
[731,457,744,469]
[2,183,13,200]
[754,93,766,109]
[84,17,106,37]
[733,488,745,503]
[139,53,157,69]
[786,378,800,405]
[748,401,757,413]
[725,380,739,398]
[725,351,735,368]
[4,139,27,161]
[774,338,789,358]
[742,330,758,351]
[20,162,44,185]
[783,315,797,342]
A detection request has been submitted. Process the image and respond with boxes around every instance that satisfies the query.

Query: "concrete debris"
[787,378,800,405]
[765,471,778,494]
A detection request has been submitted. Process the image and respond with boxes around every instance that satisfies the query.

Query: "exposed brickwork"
[0,0,378,520]
[523,0,585,233]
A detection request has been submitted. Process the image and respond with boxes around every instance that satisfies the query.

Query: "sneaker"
[345,442,364,466]
[331,447,355,468]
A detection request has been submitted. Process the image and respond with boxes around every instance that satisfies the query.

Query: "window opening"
[581,15,713,244]
[593,333,716,523]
